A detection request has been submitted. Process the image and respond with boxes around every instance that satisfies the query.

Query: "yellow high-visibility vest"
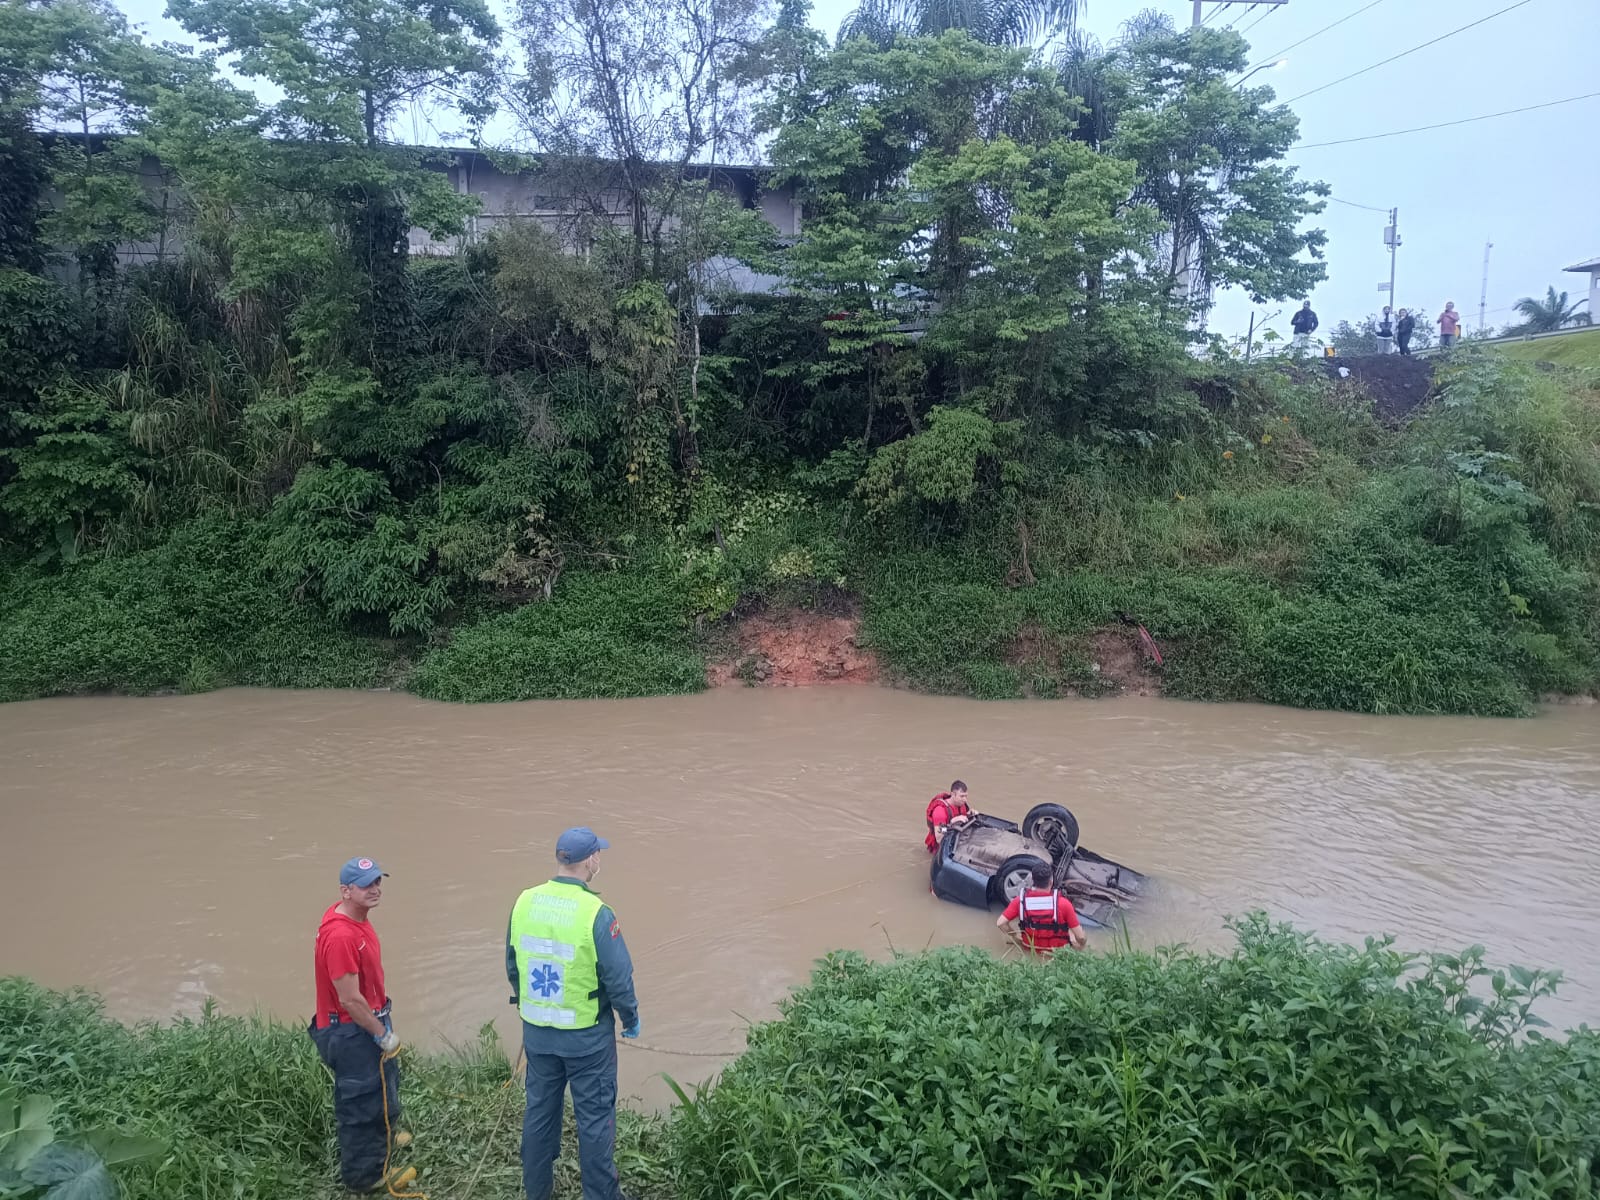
[509,880,604,1029]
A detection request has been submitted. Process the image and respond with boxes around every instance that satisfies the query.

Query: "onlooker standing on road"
[1290,300,1319,352]
[1376,306,1395,354]
[1396,309,1416,356]
[310,856,402,1194]
[509,827,639,1200]
[1438,301,1462,349]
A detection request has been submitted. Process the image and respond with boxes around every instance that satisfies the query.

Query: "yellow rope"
[379,1046,427,1199]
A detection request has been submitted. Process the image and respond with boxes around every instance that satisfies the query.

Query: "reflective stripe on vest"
[510,880,606,1030]
[1019,889,1073,936]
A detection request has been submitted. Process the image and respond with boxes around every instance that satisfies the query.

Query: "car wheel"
[991,854,1051,906]
[1022,803,1079,849]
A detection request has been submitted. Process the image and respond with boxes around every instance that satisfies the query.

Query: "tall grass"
[0,979,674,1200]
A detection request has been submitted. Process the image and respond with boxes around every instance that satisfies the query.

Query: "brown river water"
[2,687,1598,1107]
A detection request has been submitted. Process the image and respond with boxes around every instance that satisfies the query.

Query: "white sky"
[114,0,1600,341]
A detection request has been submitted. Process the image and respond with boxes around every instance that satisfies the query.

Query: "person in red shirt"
[925,780,973,853]
[997,863,1087,955]
[309,856,402,1193]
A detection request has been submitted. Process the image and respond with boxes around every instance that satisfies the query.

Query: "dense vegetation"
[2,0,1598,715]
[0,978,674,1200]
[670,918,1600,1198]
[7,920,1599,1199]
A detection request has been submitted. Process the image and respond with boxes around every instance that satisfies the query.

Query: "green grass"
[9,920,1600,1200]
[0,978,675,1200]
[1496,327,1600,370]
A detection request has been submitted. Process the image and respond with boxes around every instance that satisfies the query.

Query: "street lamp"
[1236,58,1288,87]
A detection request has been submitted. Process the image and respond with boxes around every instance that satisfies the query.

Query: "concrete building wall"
[66,142,802,289]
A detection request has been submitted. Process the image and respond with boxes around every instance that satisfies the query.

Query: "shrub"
[410,570,705,702]
[0,518,396,701]
[668,917,1600,1200]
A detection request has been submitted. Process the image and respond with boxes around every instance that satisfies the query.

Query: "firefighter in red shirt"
[925,780,973,853]
[997,863,1087,954]
[309,856,402,1193]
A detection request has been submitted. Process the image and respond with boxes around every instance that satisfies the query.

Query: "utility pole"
[1479,240,1493,337]
[1382,207,1400,309]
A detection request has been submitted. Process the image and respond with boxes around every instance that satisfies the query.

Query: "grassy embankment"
[1495,327,1600,370]
[4,354,1600,716]
[6,917,1599,1199]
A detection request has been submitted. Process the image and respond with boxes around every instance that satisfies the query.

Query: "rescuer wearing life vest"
[309,856,402,1193]
[507,827,639,1200]
[925,779,973,853]
[997,862,1088,954]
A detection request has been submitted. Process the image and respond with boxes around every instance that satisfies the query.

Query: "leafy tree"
[1102,22,1328,307]
[1328,316,1380,357]
[1507,286,1591,335]
[836,0,1077,47]
[168,0,502,359]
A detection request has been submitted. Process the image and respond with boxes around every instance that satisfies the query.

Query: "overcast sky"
[113,0,1600,343]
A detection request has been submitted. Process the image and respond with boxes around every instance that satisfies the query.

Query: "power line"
[1283,0,1538,104]
[1250,0,1390,69]
[1220,2,1256,30]
[1296,89,1600,148]
[1237,4,1280,36]
[1328,195,1390,213]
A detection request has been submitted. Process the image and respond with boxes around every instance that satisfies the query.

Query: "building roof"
[1564,257,1600,273]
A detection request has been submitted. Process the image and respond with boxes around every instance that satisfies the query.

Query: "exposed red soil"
[1087,626,1163,697]
[706,605,880,687]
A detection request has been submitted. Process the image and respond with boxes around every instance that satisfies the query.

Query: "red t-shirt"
[1002,889,1080,953]
[313,903,385,1028]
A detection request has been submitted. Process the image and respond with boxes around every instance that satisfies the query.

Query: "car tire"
[1022,803,1079,849]
[991,854,1051,906]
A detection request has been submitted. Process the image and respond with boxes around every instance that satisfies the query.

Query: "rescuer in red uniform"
[997,862,1087,955]
[925,780,972,853]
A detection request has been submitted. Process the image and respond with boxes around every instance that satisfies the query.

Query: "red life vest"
[1017,888,1079,953]
[924,792,971,853]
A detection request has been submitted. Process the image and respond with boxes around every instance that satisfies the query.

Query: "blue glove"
[621,1019,639,1040]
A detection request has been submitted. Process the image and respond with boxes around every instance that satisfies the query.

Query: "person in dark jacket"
[1290,301,1318,352]
[1396,309,1416,356]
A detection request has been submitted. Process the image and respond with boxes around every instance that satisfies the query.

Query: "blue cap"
[555,827,610,864]
[339,856,387,887]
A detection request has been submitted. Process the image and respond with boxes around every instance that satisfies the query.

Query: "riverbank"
[4,354,1600,716]
[7,918,1599,1200]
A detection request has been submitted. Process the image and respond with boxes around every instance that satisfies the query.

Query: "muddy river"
[2,688,1597,1105]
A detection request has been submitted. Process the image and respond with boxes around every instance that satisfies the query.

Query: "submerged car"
[930,802,1146,927]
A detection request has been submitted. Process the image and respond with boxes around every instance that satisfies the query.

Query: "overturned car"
[930,802,1146,927]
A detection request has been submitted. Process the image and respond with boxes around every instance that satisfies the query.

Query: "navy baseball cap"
[339,856,388,887]
[555,827,610,864]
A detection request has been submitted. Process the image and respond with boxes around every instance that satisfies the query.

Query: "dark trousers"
[309,1018,401,1191]
[1398,333,1412,355]
[521,1037,622,1200]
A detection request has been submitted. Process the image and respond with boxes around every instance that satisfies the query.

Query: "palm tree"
[1508,286,1592,334]
[837,0,1079,47]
